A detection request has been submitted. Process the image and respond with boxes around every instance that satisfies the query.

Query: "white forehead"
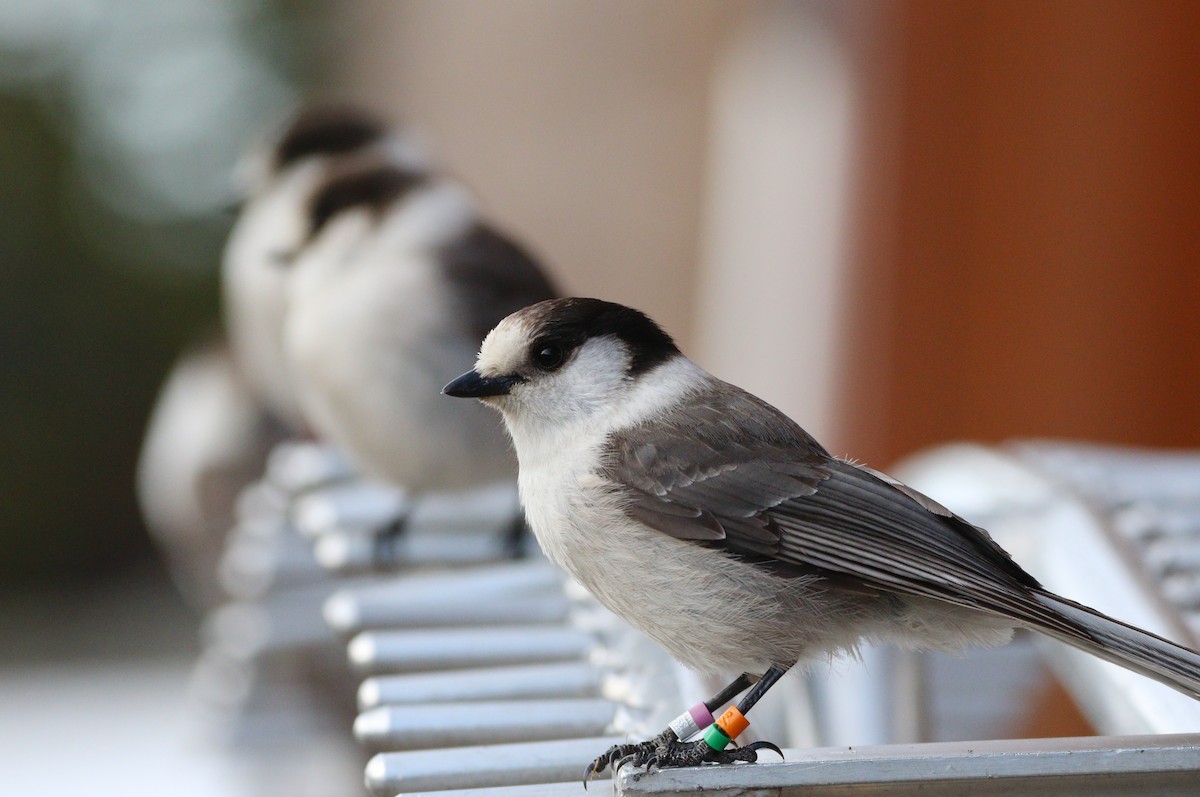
[475,313,535,376]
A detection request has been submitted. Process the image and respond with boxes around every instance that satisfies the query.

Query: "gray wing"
[611,385,831,546]
[438,223,558,344]
[604,382,1052,621]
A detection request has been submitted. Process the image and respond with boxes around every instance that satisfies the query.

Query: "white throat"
[500,354,709,472]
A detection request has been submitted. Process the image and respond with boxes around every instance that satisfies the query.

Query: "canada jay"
[444,297,1200,777]
[223,104,424,430]
[284,154,557,516]
[141,107,398,598]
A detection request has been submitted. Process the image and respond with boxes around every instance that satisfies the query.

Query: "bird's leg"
[583,673,754,784]
[371,509,412,569]
[501,510,530,560]
[584,668,788,783]
[638,665,788,769]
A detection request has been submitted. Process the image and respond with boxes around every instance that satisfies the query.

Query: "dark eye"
[533,342,565,370]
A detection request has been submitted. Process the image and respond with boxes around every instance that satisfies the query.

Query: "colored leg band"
[715,706,750,739]
[668,702,715,740]
[702,724,733,751]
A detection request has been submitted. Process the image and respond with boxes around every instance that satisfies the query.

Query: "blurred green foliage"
[0,94,222,587]
[0,0,334,595]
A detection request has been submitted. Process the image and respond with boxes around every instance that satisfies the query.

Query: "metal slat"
[348,627,595,675]
[324,562,566,634]
[354,698,617,751]
[358,662,606,709]
[400,784,586,797]
[364,736,624,795]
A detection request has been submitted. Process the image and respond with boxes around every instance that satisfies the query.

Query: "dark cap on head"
[522,298,680,376]
[306,161,427,240]
[274,105,389,171]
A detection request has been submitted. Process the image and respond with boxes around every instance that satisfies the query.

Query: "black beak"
[442,370,523,398]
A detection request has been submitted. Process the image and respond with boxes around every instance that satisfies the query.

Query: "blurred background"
[1,0,1198,793]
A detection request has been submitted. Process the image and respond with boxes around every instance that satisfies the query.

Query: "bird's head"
[443,298,681,430]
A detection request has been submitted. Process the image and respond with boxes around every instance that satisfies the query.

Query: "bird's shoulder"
[599,377,832,541]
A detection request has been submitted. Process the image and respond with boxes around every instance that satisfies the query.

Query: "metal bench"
[191,439,1200,796]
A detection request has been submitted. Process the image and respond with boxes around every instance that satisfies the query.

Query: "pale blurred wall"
[841,0,1200,468]
[694,3,865,447]
[331,0,752,350]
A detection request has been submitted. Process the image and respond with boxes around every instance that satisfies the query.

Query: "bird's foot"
[371,513,410,569]
[501,510,530,560]
[583,732,782,785]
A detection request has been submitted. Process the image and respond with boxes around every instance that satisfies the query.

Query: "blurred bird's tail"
[1032,590,1200,700]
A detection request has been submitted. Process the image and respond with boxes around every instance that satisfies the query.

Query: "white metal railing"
[188,439,1200,796]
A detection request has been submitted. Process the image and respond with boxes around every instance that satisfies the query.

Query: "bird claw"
[742,739,786,761]
[583,735,785,785]
[582,741,649,787]
[370,514,410,569]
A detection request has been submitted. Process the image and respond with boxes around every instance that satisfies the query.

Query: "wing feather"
[603,380,1061,629]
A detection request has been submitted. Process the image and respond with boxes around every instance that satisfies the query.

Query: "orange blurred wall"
[842,0,1200,467]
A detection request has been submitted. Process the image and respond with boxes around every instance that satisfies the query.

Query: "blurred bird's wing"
[438,223,558,344]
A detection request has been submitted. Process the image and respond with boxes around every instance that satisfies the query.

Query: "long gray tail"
[1031,590,1200,700]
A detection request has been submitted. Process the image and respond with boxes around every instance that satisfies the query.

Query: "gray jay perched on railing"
[444,297,1200,780]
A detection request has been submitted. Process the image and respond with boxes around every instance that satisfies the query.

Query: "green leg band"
[702,724,732,751]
